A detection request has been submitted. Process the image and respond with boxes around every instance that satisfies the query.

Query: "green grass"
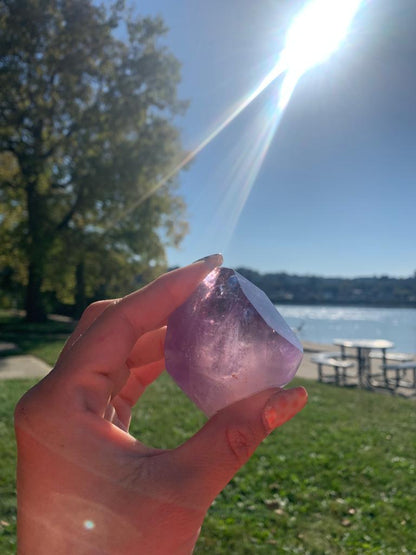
[2,378,414,554]
[0,379,36,552]
[1,315,415,553]
[134,376,416,554]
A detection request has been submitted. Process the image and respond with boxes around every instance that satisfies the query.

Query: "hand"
[15,256,308,554]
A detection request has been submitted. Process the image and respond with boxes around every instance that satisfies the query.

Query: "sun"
[112,0,364,226]
[277,0,363,109]
[281,0,364,75]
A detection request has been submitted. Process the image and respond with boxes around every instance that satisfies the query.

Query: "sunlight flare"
[107,0,363,232]
[281,0,363,74]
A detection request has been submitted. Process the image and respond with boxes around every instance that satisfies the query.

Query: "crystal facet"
[165,267,303,416]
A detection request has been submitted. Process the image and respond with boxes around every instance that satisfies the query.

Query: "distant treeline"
[236,268,416,308]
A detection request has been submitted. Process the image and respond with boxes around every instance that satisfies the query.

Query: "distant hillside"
[236,268,416,308]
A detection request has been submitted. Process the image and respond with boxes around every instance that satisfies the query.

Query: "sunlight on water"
[278,305,416,353]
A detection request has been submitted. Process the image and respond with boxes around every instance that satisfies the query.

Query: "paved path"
[0,355,51,380]
[0,341,50,380]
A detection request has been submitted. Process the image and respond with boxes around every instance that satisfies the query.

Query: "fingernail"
[192,253,223,266]
[263,386,308,432]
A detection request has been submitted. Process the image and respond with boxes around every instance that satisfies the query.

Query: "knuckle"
[14,394,28,428]
[156,273,177,305]
[118,306,146,341]
[225,425,257,466]
[14,378,73,444]
[14,387,39,432]
[81,300,107,322]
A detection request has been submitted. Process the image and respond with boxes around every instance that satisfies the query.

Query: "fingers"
[58,255,223,414]
[110,328,167,430]
[111,359,166,430]
[172,386,308,506]
[58,300,115,359]
[117,359,166,407]
[127,327,167,370]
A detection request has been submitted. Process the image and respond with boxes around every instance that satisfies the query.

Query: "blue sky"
[131,0,416,277]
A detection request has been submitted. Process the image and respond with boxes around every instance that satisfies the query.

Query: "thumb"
[173,386,308,506]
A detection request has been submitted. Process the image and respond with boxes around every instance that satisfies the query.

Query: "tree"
[0,0,188,321]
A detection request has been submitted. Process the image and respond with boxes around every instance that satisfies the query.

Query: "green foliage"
[0,0,188,319]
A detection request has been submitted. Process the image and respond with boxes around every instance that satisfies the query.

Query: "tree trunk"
[25,260,47,322]
[24,176,48,322]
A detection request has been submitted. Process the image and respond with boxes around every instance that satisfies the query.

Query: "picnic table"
[333,338,394,388]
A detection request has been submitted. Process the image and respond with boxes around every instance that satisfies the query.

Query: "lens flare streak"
[106,59,287,228]
[107,0,363,232]
[212,96,285,250]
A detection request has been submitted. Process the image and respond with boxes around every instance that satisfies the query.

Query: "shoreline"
[1,341,415,401]
[275,302,416,310]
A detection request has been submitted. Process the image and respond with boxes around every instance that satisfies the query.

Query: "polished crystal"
[165,267,303,416]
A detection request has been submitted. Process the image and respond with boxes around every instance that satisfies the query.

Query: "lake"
[277,305,416,354]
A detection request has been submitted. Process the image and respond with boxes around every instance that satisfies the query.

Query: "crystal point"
[165,267,303,416]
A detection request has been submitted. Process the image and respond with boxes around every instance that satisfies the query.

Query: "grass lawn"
[0,315,415,553]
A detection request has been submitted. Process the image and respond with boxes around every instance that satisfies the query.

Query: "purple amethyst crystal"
[165,267,303,416]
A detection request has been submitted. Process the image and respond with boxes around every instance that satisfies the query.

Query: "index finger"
[58,255,223,411]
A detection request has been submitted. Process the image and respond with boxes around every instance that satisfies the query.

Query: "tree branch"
[55,189,84,231]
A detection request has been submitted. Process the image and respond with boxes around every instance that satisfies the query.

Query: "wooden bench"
[369,351,414,362]
[381,361,416,393]
[311,352,356,386]
[368,351,414,389]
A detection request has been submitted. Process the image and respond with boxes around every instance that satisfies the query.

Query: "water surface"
[277,305,416,353]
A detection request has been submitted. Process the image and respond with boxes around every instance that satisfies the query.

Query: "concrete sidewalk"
[0,341,51,380]
[0,354,51,380]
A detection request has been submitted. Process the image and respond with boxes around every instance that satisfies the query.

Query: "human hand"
[15,256,308,554]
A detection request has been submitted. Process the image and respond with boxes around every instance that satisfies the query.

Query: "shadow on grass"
[0,312,76,366]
